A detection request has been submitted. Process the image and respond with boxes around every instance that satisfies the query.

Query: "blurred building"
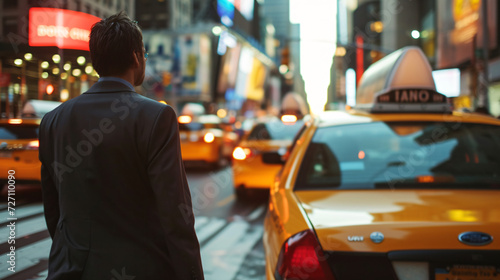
[332,0,500,117]
[135,0,191,29]
[0,0,133,117]
[260,0,306,111]
[140,0,276,118]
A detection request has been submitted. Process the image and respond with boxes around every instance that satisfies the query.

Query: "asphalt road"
[0,166,268,280]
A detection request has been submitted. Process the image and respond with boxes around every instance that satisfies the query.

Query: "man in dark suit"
[39,12,204,279]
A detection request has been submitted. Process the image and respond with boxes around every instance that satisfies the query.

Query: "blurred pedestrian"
[39,12,203,280]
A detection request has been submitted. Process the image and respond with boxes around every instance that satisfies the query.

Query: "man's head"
[89,12,146,85]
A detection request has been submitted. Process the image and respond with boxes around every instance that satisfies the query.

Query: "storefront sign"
[29,8,100,51]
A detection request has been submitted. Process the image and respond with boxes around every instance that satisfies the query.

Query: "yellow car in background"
[179,114,238,168]
[232,117,304,199]
[0,118,41,190]
[263,47,500,279]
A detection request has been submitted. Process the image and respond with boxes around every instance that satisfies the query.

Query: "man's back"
[39,80,203,279]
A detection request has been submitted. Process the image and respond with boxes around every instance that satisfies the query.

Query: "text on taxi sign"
[377,89,446,103]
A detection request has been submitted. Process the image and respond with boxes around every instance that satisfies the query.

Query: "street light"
[24,53,33,61]
[41,61,50,69]
[14,59,23,66]
[212,26,223,36]
[77,56,86,65]
[411,30,420,39]
[72,69,82,77]
[52,54,61,63]
[85,65,93,74]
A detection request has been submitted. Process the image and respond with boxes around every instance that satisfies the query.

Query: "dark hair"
[89,11,143,76]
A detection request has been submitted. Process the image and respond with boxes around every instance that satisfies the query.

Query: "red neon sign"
[29,8,101,51]
[355,35,364,86]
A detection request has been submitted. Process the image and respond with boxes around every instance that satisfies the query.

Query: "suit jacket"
[39,80,204,280]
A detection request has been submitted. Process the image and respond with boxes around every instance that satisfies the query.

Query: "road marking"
[0,217,47,240]
[194,216,209,232]
[246,205,266,222]
[0,239,51,279]
[196,218,227,245]
[216,194,235,207]
[4,204,44,219]
[201,220,264,280]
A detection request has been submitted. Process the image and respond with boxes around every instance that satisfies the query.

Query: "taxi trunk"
[295,189,500,280]
[233,139,290,189]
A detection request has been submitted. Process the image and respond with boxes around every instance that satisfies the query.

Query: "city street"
[0,166,268,280]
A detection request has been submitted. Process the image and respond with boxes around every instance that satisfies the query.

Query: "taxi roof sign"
[356,46,451,113]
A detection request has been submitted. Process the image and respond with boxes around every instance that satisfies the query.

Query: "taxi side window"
[299,142,341,187]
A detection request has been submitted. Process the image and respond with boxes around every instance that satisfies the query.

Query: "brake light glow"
[8,119,23,124]
[178,115,192,124]
[358,150,365,159]
[204,132,215,143]
[232,147,252,160]
[27,140,39,150]
[276,230,335,280]
[281,114,297,123]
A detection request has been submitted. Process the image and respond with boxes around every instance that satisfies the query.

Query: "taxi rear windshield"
[179,122,219,131]
[295,122,500,190]
[247,120,303,141]
[0,124,39,140]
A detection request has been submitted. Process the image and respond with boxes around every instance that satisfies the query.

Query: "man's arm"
[147,105,204,280]
[39,120,60,239]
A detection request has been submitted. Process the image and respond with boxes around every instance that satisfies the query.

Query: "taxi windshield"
[247,120,304,141]
[0,124,39,140]
[295,122,500,190]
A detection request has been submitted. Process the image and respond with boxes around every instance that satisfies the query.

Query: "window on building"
[2,17,18,36]
[3,0,18,9]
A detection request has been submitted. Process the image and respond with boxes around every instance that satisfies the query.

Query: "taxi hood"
[295,190,500,252]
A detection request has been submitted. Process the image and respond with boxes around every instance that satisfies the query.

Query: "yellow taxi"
[232,116,305,199]
[0,118,41,190]
[179,114,238,168]
[263,47,500,280]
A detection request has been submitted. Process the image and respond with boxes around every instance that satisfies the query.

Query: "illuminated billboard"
[217,0,255,26]
[29,8,101,51]
[437,0,497,68]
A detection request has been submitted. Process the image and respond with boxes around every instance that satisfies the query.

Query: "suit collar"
[84,81,137,94]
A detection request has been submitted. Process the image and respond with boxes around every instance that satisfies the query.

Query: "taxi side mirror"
[262,151,285,165]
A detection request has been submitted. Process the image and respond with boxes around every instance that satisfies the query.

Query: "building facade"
[0,0,134,117]
[332,0,500,117]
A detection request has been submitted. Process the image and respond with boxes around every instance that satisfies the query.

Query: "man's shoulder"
[40,96,80,125]
[130,94,176,115]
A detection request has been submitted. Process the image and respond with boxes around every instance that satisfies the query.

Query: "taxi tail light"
[203,132,215,143]
[27,140,39,150]
[8,119,23,125]
[275,229,335,280]
[232,146,252,160]
[281,114,297,123]
[178,115,192,124]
